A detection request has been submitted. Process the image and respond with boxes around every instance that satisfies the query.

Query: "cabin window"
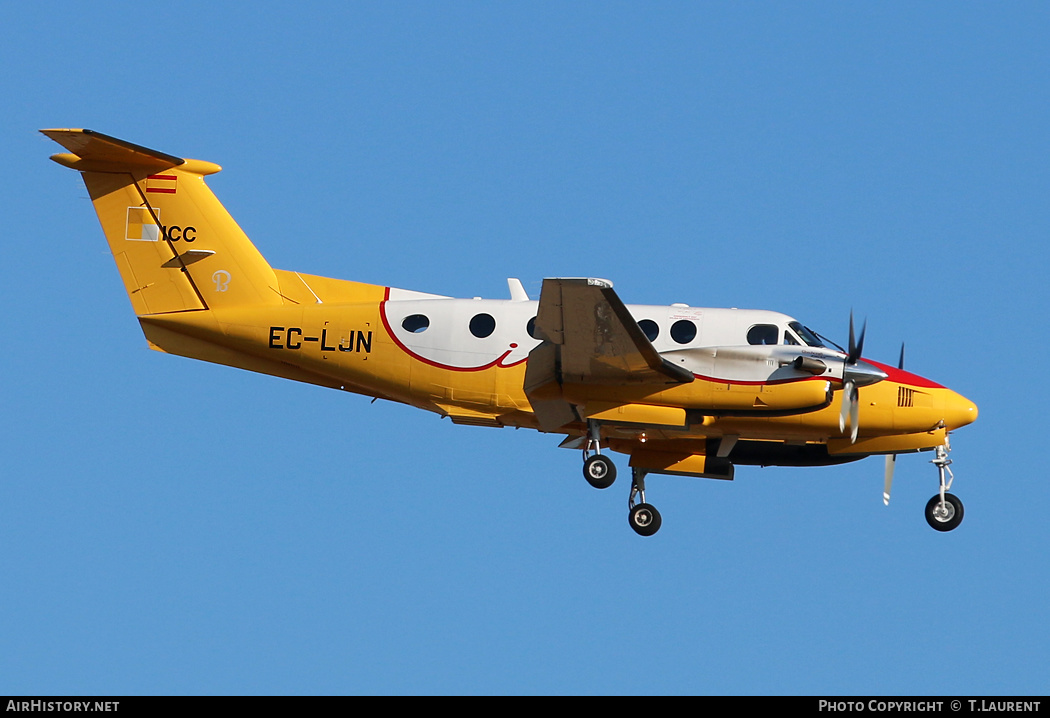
[670,319,696,344]
[527,316,540,339]
[747,324,779,345]
[402,314,430,334]
[638,319,659,342]
[470,313,496,338]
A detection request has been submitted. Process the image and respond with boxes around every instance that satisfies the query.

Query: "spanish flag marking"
[146,174,177,194]
[125,206,161,242]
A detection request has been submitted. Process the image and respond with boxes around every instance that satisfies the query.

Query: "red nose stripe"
[867,360,944,389]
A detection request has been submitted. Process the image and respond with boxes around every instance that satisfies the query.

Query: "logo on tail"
[212,270,231,292]
[125,207,161,241]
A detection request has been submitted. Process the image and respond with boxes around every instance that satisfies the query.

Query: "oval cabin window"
[638,319,659,342]
[402,314,430,333]
[469,313,496,338]
[670,320,696,344]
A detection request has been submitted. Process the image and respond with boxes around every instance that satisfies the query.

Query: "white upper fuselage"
[382,282,841,382]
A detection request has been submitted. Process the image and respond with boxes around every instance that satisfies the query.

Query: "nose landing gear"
[925,443,964,532]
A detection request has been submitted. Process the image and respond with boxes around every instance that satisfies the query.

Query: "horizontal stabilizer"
[41,128,185,174]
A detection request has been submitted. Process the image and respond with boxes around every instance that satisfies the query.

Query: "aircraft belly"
[722,440,862,467]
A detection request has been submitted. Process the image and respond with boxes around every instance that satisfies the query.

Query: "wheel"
[925,492,964,532]
[629,503,662,536]
[583,454,616,489]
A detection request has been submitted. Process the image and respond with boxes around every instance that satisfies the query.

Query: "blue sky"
[2,2,1047,695]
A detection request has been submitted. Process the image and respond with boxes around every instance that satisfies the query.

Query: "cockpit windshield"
[788,321,829,349]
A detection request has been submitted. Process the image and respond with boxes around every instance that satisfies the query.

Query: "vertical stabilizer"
[43,129,282,315]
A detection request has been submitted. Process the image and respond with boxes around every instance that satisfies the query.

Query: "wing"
[524,278,693,430]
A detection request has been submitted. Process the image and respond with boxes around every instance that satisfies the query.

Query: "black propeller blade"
[847,311,867,365]
[839,310,880,444]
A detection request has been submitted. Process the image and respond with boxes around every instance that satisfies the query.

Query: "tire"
[629,503,662,536]
[583,454,616,489]
[925,492,964,532]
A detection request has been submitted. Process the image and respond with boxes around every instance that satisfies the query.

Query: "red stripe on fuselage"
[690,373,828,386]
[866,360,944,389]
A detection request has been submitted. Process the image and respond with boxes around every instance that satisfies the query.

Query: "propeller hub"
[843,359,888,388]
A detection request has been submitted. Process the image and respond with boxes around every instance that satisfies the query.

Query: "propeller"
[883,342,905,505]
[837,312,889,444]
[838,312,866,443]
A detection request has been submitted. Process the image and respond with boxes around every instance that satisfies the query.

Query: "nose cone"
[944,390,979,429]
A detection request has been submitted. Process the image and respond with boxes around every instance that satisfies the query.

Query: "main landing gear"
[583,455,616,489]
[582,420,616,489]
[580,421,661,536]
[925,443,964,532]
[628,469,661,537]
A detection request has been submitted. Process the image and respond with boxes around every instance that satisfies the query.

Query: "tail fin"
[42,129,282,315]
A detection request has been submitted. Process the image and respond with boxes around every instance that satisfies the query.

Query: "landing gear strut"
[628,468,662,536]
[925,442,964,532]
[582,420,616,489]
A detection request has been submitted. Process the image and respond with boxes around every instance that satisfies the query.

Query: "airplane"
[42,128,978,536]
